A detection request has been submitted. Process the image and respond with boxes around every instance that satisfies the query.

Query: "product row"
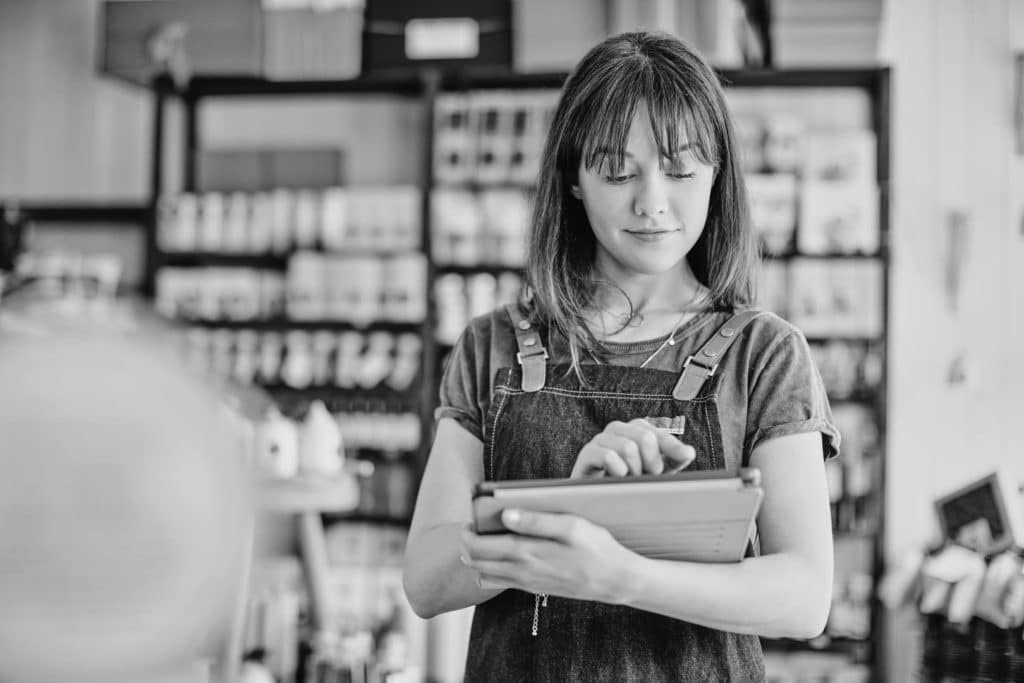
[156,253,427,323]
[760,260,884,338]
[157,186,423,254]
[732,114,877,181]
[245,553,419,683]
[12,249,123,299]
[809,340,884,400]
[435,271,524,346]
[431,188,532,266]
[826,404,882,535]
[180,327,422,393]
[434,90,559,186]
[748,174,879,255]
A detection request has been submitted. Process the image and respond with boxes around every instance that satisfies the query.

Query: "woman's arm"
[402,417,503,619]
[617,432,834,637]
[463,431,834,638]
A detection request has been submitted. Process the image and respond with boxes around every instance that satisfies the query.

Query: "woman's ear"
[570,184,582,200]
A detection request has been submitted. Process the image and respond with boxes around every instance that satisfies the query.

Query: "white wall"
[878,2,1024,677]
[0,0,150,200]
[879,0,1024,558]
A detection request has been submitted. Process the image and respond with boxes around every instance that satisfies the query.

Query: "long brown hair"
[524,31,759,379]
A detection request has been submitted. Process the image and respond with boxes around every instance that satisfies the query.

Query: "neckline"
[599,309,721,354]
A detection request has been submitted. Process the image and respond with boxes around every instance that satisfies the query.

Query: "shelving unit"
[131,62,890,682]
[722,68,891,683]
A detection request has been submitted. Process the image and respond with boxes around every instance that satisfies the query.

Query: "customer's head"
[0,332,253,682]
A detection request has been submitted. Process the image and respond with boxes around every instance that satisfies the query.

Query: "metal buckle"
[683,354,717,377]
[516,349,549,364]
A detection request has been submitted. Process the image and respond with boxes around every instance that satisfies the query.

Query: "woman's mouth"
[624,229,678,242]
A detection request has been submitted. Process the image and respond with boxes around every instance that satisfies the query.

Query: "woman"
[404,31,839,681]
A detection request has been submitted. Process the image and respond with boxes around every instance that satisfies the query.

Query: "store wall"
[878,1,1024,679]
[879,0,1024,557]
[0,0,149,200]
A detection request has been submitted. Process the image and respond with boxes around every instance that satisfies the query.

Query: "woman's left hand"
[459,509,636,604]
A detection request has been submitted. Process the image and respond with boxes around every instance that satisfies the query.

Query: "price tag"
[405,18,480,60]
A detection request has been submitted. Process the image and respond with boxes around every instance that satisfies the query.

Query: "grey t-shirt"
[436,306,840,468]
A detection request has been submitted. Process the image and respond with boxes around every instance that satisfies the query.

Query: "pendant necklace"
[638,288,707,369]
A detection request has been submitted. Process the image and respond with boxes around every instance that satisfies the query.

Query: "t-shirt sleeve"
[745,329,841,463]
[434,327,484,441]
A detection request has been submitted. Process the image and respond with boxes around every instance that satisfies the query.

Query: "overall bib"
[463,306,766,682]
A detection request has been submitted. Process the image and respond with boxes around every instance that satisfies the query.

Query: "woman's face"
[574,104,716,280]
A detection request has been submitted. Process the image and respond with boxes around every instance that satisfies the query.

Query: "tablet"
[473,468,763,563]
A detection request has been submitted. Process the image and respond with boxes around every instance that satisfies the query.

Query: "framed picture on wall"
[934,470,1024,556]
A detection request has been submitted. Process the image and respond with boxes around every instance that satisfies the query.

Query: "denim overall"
[463,305,766,682]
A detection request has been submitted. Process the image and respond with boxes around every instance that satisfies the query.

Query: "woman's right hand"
[570,418,696,478]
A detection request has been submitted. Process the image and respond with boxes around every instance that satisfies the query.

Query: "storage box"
[362,0,512,74]
[263,0,364,80]
[101,0,263,85]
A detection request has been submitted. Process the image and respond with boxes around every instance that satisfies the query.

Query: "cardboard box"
[101,0,263,85]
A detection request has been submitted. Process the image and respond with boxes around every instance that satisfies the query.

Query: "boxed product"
[101,0,263,85]
[362,0,512,74]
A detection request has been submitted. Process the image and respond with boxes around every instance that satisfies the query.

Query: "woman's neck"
[592,264,705,320]
[586,267,709,343]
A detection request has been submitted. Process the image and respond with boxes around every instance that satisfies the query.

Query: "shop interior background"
[1,0,1023,682]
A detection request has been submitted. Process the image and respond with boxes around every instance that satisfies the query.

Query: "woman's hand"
[570,418,696,478]
[460,509,636,604]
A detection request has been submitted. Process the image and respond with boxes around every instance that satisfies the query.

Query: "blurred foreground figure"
[0,295,254,683]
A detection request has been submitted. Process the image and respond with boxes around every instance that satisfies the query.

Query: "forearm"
[618,552,832,639]
[403,522,503,619]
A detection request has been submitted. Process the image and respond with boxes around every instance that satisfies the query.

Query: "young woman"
[404,31,840,681]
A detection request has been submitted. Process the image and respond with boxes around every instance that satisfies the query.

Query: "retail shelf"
[435,264,525,276]
[179,319,424,333]
[430,180,538,192]
[156,252,289,269]
[760,635,872,661]
[719,68,886,90]
[439,68,568,91]
[764,251,887,261]
[156,249,422,269]
[178,73,424,99]
[2,202,150,225]
[258,473,360,513]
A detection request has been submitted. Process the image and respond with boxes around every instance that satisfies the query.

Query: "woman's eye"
[668,171,696,180]
[604,174,635,184]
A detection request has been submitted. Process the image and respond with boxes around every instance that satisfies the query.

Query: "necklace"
[636,287,708,368]
[638,311,691,368]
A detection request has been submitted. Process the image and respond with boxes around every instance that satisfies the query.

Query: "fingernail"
[502,508,521,526]
[459,553,469,565]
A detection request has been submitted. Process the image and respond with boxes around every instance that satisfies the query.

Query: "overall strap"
[672,310,764,401]
[505,304,548,392]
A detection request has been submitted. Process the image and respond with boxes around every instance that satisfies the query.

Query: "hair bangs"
[646,76,720,170]
[569,69,720,177]
[574,78,641,177]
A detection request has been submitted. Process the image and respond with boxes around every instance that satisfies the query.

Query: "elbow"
[774,582,832,640]
[402,566,442,620]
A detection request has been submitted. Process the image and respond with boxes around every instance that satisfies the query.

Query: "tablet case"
[473,468,763,563]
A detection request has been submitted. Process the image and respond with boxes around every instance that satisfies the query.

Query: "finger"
[658,437,696,472]
[461,527,526,561]
[502,508,581,543]
[594,434,642,475]
[602,449,629,477]
[574,445,614,477]
[479,577,513,591]
[623,420,665,474]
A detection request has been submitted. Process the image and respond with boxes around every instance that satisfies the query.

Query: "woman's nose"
[632,174,669,217]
